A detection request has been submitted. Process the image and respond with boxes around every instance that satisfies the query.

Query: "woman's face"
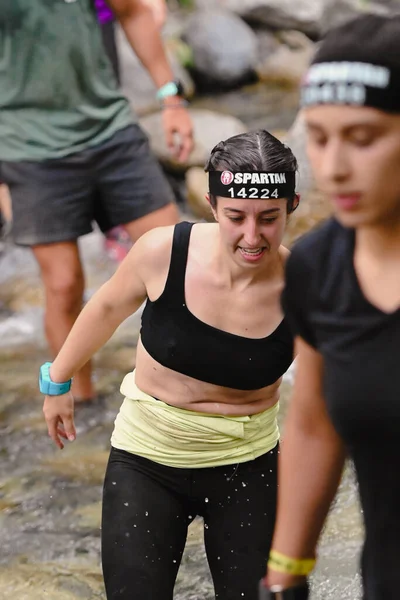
[212,197,291,267]
[305,105,400,228]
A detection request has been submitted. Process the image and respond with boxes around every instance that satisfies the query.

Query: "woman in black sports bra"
[40,130,299,600]
[262,14,400,600]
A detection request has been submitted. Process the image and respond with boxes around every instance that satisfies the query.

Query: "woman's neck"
[356,217,400,261]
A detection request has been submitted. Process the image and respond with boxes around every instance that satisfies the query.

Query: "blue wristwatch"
[39,362,72,396]
[156,79,185,100]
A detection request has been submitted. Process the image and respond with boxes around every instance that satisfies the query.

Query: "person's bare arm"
[106,0,193,161]
[266,336,347,589]
[43,227,173,448]
[107,0,172,88]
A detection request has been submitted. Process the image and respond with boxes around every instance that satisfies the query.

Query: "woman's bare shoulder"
[128,226,175,280]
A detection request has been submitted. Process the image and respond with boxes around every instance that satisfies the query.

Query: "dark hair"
[313,14,400,72]
[204,130,298,211]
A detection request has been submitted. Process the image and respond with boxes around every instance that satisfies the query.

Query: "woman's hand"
[259,573,309,599]
[264,571,307,590]
[43,391,76,449]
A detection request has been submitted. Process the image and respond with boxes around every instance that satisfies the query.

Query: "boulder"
[139,109,247,172]
[283,112,332,244]
[193,0,325,38]
[321,0,400,33]
[186,168,214,221]
[182,9,258,88]
[194,0,400,39]
[285,112,313,197]
[256,30,315,87]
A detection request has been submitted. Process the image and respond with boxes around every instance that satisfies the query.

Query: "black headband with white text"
[208,171,296,200]
[301,61,400,112]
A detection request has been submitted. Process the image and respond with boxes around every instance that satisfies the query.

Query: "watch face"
[175,79,185,97]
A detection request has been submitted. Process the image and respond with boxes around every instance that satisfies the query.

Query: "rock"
[283,112,332,244]
[139,109,247,172]
[255,28,280,59]
[189,81,300,132]
[182,9,258,88]
[285,112,313,197]
[256,31,315,87]
[194,0,400,39]
[186,168,214,221]
[116,25,195,116]
[193,0,325,38]
[321,0,400,33]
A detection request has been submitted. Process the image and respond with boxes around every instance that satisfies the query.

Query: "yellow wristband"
[268,550,316,576]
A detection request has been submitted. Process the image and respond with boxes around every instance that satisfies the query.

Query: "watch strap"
[259,581,309,600]
[156,80,183,100]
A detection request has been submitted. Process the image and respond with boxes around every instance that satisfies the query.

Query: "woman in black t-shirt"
[260,14,400,600]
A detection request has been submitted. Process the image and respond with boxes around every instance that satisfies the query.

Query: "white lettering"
[229,173,288,186]
[307,61,390,89]
[302,82,367,106]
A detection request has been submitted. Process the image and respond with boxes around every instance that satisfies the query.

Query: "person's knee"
[43,269,85,315]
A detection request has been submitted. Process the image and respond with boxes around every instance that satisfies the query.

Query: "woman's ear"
[291,193,301,213]
[205,193,218,221]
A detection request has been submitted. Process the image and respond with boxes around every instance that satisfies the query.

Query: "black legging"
[101,445,278,600]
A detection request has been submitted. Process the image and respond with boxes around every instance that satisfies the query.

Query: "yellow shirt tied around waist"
[111,371,280,468]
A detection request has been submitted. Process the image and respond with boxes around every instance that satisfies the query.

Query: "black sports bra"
[140,222,294,390]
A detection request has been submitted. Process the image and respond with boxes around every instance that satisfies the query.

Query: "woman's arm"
[266,336,346,589]
[42,227,172,448]
[49,234,151,383]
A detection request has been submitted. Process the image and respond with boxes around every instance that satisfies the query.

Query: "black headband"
[301,61,400,112]
[208,171,296,200]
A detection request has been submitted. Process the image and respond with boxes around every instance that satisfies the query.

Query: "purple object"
[95,0,114,24]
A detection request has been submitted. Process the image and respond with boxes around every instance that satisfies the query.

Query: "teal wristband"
[39,362,72,396]
[156,80,184,100]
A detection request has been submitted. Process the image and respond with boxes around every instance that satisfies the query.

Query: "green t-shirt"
[0,0,134,161]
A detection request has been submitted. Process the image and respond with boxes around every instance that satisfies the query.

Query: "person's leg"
[199,447,279,600]
[123,202,179,240]
[32,241,94,400]
[1,159,95,399]
[0,184,12,223]
[102,448,194,599]
[0,184,12,240]
[92,124,179,243]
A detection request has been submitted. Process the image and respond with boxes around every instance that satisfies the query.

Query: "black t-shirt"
[282,218,400,600]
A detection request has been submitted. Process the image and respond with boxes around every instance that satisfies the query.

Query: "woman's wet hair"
[204,130,298,212]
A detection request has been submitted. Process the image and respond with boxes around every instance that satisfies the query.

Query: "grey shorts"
[0,124,174,246]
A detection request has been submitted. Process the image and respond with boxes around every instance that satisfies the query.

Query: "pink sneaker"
[104,226,132,263]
